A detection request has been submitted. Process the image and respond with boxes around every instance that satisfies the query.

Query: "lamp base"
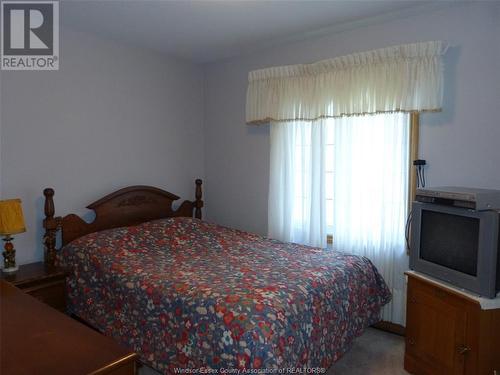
[2,236,18,272]
[2,265,18,273]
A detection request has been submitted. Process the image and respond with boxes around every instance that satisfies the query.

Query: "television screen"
[420,210,479,276]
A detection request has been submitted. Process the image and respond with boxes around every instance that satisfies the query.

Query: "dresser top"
[406,271,500,310]
[0,280,137,375]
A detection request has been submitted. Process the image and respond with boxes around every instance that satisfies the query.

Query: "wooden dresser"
[0,280,137,375]
[404,271,500,375]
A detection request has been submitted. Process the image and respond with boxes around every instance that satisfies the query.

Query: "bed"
[42,180,391,374]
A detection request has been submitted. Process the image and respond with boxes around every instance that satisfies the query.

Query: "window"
[270,113,412,245]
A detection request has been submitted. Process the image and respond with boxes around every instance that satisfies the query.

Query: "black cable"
[405,209,414,252]
[413,159,427,188]
[417,165,426,188]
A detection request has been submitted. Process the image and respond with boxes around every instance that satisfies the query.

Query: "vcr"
[415,186,500,211]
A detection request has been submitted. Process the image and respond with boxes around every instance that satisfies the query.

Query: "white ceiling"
[61,0,440,64]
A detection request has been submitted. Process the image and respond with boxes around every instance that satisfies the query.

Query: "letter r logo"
[2,2,54,55]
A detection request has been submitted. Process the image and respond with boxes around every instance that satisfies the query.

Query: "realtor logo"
[1,0,59,70]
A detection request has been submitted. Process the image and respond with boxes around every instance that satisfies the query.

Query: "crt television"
[410,202,500,298]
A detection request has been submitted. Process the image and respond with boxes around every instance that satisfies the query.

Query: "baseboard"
[372,321,406,336]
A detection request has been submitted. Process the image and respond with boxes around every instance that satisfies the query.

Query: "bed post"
[195,179,203,220]
[43,188,61,267]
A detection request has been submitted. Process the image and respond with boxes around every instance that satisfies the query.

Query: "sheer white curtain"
[268,120,327,248]
[331,113,410,325]
[268,113,409,325]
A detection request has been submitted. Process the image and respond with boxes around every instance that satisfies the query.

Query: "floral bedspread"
[59,217,390,374]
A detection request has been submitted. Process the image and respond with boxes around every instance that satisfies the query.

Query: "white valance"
[246,41,448,124]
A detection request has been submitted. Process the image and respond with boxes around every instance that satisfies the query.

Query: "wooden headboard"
[42,179,203,266]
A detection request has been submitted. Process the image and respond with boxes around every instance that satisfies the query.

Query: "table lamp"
[0,199,26,273]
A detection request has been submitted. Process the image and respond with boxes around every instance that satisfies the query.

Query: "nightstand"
[1,261,69,312]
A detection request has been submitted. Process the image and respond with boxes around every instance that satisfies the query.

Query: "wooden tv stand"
[404,271,500,374]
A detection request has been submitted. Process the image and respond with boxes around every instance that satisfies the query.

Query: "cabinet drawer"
[24,280,66,312]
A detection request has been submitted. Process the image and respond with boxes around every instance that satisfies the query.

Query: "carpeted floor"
[327,328,408,375]
[138,328,408,375]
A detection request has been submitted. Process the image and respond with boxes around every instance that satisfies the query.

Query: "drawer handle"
[407,338,416,346]
[457,344,471,355]
[35,295,47,303]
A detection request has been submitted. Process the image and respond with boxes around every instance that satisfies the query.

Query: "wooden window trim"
[408,113,420,206]
[406,113,420,255]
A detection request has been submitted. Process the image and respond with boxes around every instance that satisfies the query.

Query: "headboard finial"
[195,179,203,219]
[43,188,55,219]
[43,187,54,196]
[43,188,60,266]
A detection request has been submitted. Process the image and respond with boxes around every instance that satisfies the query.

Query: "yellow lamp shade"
[0,199,26,235]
